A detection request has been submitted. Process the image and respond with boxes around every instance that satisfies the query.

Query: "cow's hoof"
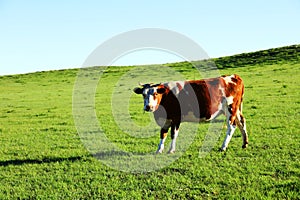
[156,150,163,154]
[242,144,248,149]
[220,147,226,152]
[168,150,175,154]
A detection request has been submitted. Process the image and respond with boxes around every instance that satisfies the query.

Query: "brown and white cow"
[133,74,248,153]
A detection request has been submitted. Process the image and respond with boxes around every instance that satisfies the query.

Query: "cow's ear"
[157,88,166,94]
[133,87,143,94]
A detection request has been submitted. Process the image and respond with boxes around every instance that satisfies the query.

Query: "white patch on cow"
[219,86,225,96]
[218,85,234,106]
[226,96,234,105]
[143,88,158,111]
[165,81,185,97]
[222,75,236,85]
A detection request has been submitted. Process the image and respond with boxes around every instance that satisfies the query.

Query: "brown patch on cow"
[153,85,168,110]
[176,82,183,91]
[231,76,238,83]
[206,78,224,117]
[185,80,212,119]
[222,75,244,125]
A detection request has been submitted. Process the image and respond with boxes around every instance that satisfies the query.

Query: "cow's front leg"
[168,124,180,154]
[156,128,168,154]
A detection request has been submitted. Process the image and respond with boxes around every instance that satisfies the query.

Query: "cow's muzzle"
[145,105,151,112]
[144,105,154,112]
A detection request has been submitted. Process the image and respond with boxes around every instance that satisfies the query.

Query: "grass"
[0,45,299,199]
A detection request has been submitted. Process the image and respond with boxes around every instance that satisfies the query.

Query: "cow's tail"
[239,80,245,114]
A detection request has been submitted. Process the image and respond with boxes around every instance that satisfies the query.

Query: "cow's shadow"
[0,156,86,167]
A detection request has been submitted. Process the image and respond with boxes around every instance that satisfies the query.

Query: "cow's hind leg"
[168,124,180,154]
[236,113,248,148]
[221,112,237,151]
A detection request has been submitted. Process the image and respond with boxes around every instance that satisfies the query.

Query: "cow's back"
[154,75,244,125]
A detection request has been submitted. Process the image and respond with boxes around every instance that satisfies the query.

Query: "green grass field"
[0,45,299,199]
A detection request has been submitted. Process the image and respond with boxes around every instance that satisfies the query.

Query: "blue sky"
[1,0,299,75]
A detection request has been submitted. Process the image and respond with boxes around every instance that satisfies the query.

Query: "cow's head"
[133,84,166,112]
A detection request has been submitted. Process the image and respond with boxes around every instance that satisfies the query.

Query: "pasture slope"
[0,45,299,199]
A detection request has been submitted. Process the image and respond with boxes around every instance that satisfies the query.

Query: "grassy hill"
[214,44,300,68]
[0,45,299,199]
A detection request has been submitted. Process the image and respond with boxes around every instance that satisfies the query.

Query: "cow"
[133,74,248,153]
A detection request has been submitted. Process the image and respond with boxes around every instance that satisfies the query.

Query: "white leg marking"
[156,121,171,153]
[157,138,166,154]
[168,128,179,154]
[221,111,236,151]
[221,124,236,151]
